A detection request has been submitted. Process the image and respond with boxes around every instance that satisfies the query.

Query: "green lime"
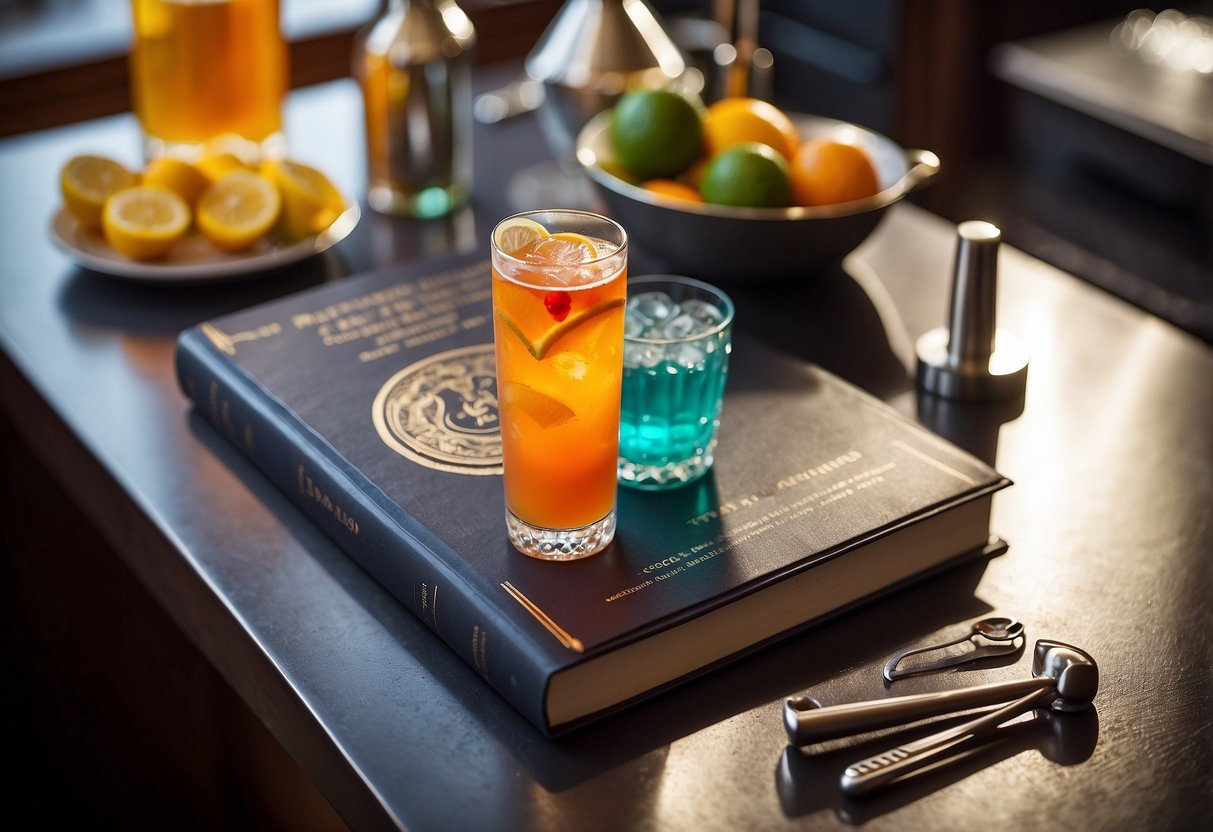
[699,142,792,208]
[609,89,704,180]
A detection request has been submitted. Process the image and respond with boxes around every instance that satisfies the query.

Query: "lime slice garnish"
[494,217,549,254]
[496,297,625,360]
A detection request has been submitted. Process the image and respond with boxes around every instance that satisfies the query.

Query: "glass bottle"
[130,0,288,162]
[356,0,476,219]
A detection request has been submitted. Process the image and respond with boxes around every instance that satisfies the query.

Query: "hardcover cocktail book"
[175,252,1011,735]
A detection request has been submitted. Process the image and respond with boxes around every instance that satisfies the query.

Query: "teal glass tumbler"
[618,275,734,490]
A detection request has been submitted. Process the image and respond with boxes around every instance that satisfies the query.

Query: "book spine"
[174,329,555,734]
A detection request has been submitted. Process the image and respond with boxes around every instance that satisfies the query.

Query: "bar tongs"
[783,639,1098,796]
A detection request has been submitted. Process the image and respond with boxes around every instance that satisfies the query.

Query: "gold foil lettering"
[296,465,361,534]
[288,264,492,356]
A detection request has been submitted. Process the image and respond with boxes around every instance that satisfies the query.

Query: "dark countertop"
[2,69,1211,830]
[979,9,1212,343]
[990,12,1213,164]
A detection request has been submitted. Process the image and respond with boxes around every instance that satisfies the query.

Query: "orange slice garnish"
[500,382,575,428]
[496,297,624,360]
[532,232,598,264]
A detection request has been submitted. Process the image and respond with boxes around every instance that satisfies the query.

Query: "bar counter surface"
[2,71,1210,830]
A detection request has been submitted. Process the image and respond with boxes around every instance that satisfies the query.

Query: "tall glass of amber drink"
[129,0,288,161]
[491,210,627,560]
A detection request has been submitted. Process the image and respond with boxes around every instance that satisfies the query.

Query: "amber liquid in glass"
[129,0,287,158]
[356,0,475,218]
[492,223,626,558]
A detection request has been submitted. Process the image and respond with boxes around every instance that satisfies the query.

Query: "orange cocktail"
[491,211,627,560]
[129,0,288,160]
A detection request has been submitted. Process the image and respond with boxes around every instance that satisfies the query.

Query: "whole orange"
[641,179,703,203]
[702,97,800,160]
[681,157,710,189]
[790,138,881,206]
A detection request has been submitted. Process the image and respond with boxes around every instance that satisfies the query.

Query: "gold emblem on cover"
[372,344,502,475]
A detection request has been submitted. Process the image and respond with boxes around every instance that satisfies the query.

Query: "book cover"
[175,252,1010,735]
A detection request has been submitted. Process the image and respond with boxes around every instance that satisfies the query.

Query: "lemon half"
[196,170,282,252]
[101,185,191,261]
[196,152,252,183]
[261,159,346,240]
[61,155,138,230]
[142,157,210,207]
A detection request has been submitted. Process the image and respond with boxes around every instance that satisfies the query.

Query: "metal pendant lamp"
[525,0,687,153]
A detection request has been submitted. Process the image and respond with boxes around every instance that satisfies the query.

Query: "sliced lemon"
[494,217,549,255]
[196,151,252,183]
[60,154,138,230]
[496,297,625,360]
[261,159,346,240]
[142,157,210,207]
[196,170,282,252]
[205,132,262,166]
[101,185,190,261]
[501,382,575,428]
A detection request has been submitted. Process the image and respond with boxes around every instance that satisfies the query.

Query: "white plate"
[49,203,360,283]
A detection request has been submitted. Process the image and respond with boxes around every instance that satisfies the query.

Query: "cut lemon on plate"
[61,154,138,230]
[101,185,191,261]
[494,217,549,255]
[500,382,575,428]
[196,170,282,252]
[261,159,346,240]
[196,151,252,183]
[142,157,210,207]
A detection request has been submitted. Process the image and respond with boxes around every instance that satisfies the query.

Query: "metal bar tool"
[916,221,1029,401]
[883,616,1026,683]
[784,640,1098,792]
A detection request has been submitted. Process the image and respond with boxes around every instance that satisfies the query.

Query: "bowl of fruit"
[575,90,939,281]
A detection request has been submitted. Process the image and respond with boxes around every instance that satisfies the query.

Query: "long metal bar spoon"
[783,640,1098,795]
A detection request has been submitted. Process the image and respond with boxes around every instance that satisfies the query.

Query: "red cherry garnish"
[544,291,572,322]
